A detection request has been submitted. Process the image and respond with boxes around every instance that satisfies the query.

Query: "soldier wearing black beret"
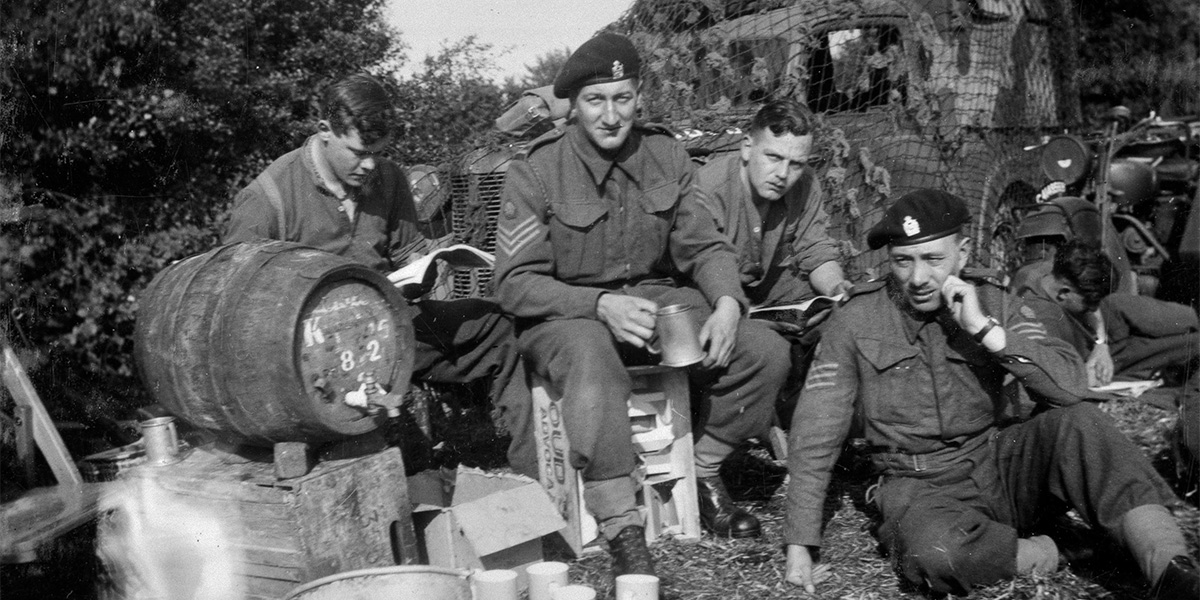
[552,32,641,99]
[494,33,791,581]
[783,188,1197,597]
[865,188,971,250]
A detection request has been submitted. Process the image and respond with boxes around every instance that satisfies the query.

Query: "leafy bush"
[1076,0,1200,121]
[1,0,403,415]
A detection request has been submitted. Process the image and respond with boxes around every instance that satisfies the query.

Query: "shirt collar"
[300,135,338,200]
[302,134,369,200]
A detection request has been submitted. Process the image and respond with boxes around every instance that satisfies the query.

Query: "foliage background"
[0,0,511,419]
[1,0,1198,419]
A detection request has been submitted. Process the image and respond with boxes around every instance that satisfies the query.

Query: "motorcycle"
[1017,107,1200,303]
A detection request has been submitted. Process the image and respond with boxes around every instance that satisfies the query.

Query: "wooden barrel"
[134,241,415,446]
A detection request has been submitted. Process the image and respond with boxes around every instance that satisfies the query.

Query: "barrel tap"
[343,372,403,418]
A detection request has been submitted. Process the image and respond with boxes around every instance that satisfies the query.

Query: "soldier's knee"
[888,501,1015,595]
[739,321,792,376]
[1047,402,1118,437]
[894,521,995,594]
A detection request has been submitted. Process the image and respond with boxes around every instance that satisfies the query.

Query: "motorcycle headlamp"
[1039,135,1092,186]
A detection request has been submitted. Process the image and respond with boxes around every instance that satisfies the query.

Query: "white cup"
[616,573,660,600]
[526,561,570,600]
[551,584,597,600]
[471,569,519,600]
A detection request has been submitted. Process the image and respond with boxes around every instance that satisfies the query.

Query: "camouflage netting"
[424,0,1084,298]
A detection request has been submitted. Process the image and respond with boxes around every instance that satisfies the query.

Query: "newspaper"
[1089,379,1163,398]
[748,294,843,322]
[386,244,493,297]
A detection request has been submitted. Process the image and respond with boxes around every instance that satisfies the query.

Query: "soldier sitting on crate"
[493,34,791,579]
[223,73,518,424]
[782,189,1199,599]
[692,98,853,424]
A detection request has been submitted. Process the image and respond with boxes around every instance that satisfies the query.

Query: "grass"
[540,392,1199,600]
[2,385,1194,599]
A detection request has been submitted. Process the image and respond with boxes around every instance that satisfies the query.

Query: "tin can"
[651,304,705,367]
[140,416,182,466]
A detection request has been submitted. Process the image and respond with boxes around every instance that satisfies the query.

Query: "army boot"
[696,475,761,538]
[1151,555,1200,600]
[609,525,656,578]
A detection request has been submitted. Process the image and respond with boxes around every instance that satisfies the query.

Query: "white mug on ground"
[471,568,519,600]
[616,573,660,600]
[526,561,570,600]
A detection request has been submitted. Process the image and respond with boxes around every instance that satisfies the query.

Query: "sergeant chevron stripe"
[805,361,839,390]
[1011,321,1047,340]
[498,215,540,257]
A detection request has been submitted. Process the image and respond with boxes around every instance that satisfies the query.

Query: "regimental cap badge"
[612,60,624,79]
[902,215,920,237]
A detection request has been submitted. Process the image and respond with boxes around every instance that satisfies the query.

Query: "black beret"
[553,33,641,99]
[867,189,970,249]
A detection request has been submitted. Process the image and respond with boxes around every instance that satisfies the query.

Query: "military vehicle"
[413,0,1083,295]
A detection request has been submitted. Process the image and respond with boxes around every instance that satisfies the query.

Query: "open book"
[1089,378,1162,398]
[748,294,844,328]
[387,244,494,297]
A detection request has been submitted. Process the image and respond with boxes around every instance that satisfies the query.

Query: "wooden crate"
[531,365,701,556]
[125,446,418,600]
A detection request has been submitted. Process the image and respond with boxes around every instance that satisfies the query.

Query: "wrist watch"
[972,316,1001,343]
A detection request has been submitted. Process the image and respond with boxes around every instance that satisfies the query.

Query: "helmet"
[407,164,450,223]
[1051,196,1103,247]
[1015,204,1070,240]
[1107,159,1158,206]
[1013,196,1102,246]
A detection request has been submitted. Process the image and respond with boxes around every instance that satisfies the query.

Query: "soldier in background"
[693,98,852,419]
[494,34,791,579]
[1017,240,1199,504]
[1016,239,1198,388]
[783,189,1198,599]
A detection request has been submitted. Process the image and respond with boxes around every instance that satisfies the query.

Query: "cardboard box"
[409,466,565,589]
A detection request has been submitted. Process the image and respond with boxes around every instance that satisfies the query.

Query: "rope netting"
[427,0,1083,297]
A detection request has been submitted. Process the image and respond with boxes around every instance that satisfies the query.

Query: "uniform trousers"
[410,298,519,402]
[512,285,790,535]
[1113,331,1199,379]
[874,402,1177,596]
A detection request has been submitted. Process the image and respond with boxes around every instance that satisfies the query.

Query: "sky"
[385,0,633,82]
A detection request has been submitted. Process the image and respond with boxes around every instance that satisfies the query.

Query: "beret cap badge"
[612,60,624,79]
[902,215,920,237]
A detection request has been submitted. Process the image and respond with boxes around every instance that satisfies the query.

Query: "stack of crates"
[447,145,522,299]
[531,365,701,555]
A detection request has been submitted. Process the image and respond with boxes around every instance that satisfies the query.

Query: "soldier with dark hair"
[1018,240,1198,388]
[694,99,851,410]
[494,33,791,579]
[783,189,1198,598]
[224,73,518,419]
